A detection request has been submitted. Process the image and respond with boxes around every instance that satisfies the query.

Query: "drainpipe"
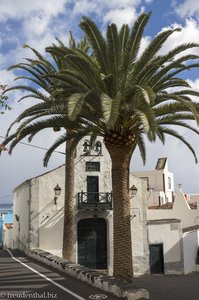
[163,173,166,203]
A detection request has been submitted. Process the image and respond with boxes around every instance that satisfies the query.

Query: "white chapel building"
[10,137,149,276]
[4,138,199,276]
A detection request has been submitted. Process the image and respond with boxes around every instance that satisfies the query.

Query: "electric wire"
[0,135,65,155]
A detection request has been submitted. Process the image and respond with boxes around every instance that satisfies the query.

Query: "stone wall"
[26,248,149,300]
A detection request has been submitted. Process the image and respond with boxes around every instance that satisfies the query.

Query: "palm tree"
[2,35,90,262]
[46,12,199,281]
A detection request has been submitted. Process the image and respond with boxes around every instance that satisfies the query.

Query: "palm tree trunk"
[106,143,135,281]
[62,133,75,262]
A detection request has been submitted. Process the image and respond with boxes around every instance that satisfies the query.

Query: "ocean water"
[0,203,13,210]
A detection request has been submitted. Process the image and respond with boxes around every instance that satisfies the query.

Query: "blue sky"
[1,0,199,203]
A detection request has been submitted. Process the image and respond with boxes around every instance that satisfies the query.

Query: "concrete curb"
[25,249,149,300]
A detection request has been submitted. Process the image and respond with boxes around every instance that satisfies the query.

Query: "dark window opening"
[86,162,100,172]
[87,176,99,202]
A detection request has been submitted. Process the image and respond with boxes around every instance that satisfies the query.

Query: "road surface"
[0,250,119,300]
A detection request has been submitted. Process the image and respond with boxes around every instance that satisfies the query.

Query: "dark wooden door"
[78,218,107,269]
[149,244,164,274]
[87,176,99,202]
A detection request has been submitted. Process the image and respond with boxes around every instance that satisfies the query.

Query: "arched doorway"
[78,218,107,269]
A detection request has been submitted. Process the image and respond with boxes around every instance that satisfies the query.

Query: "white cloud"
[71,0,141,22]
[138,36,151,57]
[175,0,199,18]
[103,7,137,28]
[185,79,199,103]
[0,0,72,68]
[158,18,199,57]
[25,14,51,37]
[0,0,68,21]
[0,69,18,87]
[23,33,61,55]
[187,78,199,91]
[72,0,98,16]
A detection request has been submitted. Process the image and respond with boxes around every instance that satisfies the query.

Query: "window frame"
[86,161,101,172]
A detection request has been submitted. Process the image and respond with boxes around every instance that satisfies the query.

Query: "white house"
[8,138,199,276]
[133,157,175,207]
[10,137,149,276]
[148,191,199,274]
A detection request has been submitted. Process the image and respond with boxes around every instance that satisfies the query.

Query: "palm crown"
[45,12,199,162]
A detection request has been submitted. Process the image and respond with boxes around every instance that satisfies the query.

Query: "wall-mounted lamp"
[130,185,138,197]
[54,184,61,205]
[15,214,20,222]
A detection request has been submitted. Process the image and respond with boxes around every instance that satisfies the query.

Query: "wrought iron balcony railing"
[78,192,112,210]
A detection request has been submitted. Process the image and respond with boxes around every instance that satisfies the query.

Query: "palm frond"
[131,27,181,83]
[4,86,50,101]
[159,120,199,135]
[161,127,198,163]
[107,23,119,94]
[80,16,108,74]
[68,92,89,120]
[129,12,151,62]
[43,133,66,167]
[137,133,146,164]
[101,93,121,129]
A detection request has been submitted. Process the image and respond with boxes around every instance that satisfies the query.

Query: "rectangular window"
[86,162,100,172]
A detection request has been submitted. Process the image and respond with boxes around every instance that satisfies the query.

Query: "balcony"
[78,192,112,210]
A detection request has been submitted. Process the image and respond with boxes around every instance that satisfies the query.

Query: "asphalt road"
[0,250,119,300]
[133,273,199,300]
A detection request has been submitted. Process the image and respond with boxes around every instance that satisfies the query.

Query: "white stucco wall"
[148,192,199,229]
[183,229,199,274]
[3,226,13,249]
[36,165,65,256]
[130,176,149,275]
[147,220,183,274]
[12,165,65,255]
[12,181,30,250]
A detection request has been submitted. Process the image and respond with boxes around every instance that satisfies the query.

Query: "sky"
[1,0,199,204]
